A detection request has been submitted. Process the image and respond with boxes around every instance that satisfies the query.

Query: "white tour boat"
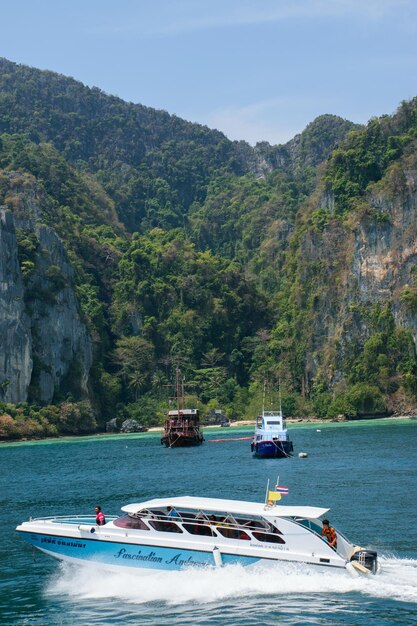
[251,409,294,458]
[16,495,377,575]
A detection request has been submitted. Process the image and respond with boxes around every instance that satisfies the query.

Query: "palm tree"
[202,348,225,368]
[128,371,147,401]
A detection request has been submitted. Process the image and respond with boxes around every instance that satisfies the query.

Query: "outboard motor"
[350,549,378,574]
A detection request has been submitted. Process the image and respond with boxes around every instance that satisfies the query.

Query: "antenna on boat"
[264,478,270,504]
[176,368,181,415]
[181,372,185,411]
[262,380,266,414]
[278,377,282,415]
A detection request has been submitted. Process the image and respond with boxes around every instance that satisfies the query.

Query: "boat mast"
[181,374,185,411]
[176,368,181,415]
[278,377,282,415]
[264,477,270,504]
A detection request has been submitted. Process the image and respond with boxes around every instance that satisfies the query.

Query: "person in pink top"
[95,505,106,526]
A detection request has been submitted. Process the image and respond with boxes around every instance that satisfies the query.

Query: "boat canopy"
[121,496,329,519]
[167,408,198,417]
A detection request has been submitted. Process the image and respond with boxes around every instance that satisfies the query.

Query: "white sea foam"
[46,555,417,606]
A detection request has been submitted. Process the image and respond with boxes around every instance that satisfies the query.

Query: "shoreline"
[0,414,415,445]
[148,419,254,432]
[147,413,414,432]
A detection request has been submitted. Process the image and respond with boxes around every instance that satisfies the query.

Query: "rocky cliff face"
[0,176,92,405]
[0,209,32,402]
[26,223,92,404]
[295,152,417,392]
[351,158,417,341]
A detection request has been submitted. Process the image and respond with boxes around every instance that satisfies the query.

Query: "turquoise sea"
[1,419,417,625]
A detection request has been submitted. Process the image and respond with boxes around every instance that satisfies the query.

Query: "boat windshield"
[113,514,150,530]
[294,518,322,535]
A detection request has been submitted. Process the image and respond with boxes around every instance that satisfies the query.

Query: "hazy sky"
[2,0,417,145]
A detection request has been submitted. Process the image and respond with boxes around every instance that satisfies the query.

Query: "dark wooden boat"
[161,370,204,448]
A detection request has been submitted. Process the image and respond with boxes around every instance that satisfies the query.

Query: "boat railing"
[139,510,271,534]
[166,420,201,432]
[29,514,117,524]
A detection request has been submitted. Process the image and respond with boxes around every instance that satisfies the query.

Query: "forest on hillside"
[1,58,417,439]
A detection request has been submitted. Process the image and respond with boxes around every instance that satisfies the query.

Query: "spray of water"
[46,555,417,606]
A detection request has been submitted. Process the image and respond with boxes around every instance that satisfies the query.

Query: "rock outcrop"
[120,419,147,433]
[106,418,119,433]
[0,182,92,404]
[0,209,32,402]
[27,224,92,404]
[295,151,417,390]
[351,162,417,342]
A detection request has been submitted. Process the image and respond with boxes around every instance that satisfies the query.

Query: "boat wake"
[46,555,417,606]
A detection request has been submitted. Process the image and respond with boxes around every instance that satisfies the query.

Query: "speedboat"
[16,496,377,575]
[251,409,294,458]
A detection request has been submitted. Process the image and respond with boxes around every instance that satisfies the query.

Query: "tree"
[113,336,156,400]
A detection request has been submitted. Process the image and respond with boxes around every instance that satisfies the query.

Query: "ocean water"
[1,419,417,625]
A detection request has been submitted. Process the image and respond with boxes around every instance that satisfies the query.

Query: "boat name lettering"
[40,537,56,545]
[165,553,206,567]
[114,548,163,563]
[40,537,86,549]
[249,542,289,551]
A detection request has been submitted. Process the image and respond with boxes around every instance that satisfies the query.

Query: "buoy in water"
[316,429,321,432]
[298,452,308,458]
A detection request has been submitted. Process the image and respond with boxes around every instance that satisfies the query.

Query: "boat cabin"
[114,504,286,544]
[256,410,286,431]
[166,408,199,428]
[164,409,201,436]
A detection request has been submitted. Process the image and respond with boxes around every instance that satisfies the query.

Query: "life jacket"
[322,526,337,544]
[96,511,106,525]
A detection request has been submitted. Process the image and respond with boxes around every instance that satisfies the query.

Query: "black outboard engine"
[350,549,378,574]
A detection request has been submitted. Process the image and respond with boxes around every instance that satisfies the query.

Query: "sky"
[2,0,417,145]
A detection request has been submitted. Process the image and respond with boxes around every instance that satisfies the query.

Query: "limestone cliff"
[351,158,417,336]
[292,147,417,405]
[0,209,32,402]
[0,177,92,405]
[25,223,92,404]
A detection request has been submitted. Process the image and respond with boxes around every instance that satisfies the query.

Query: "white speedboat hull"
[16,496,377,574]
